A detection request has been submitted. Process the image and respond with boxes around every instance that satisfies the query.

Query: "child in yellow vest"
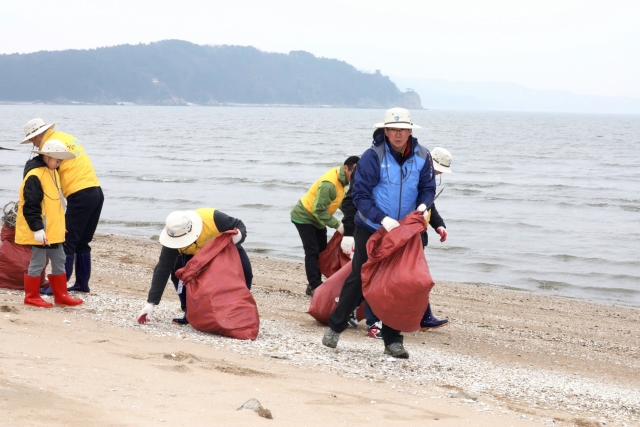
[15,140,83,308]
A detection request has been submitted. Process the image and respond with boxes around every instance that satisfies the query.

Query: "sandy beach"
[1,233,638,427]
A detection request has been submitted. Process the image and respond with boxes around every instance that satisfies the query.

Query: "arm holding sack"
[213,210,247,244]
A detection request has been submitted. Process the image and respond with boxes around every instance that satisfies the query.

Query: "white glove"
[417,203,430,220]
[336,223,345,235]
[232,229,242,244]
[381,216,400,232]
[137,303,154,324]
[340,236,354,255]
[33,229,48,245]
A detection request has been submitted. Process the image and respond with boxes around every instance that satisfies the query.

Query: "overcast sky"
[2,0,639,98]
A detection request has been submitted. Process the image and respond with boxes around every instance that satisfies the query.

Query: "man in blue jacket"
[322,108,436,359]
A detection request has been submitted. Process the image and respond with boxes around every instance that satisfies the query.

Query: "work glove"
[381,216,400,233]
[340,236,354,255]
[417,204,430,221]
[436,227,448,243]
[137,302,154,324]
[232,229,242,244]
[336,223,345,235]
[33,229,48,246]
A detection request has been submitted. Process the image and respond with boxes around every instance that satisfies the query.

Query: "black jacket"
[147,209,247,305]
[340,166,357,237]
[22,156,48,232]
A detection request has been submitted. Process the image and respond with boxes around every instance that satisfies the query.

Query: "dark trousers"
[293,222,327,289]
[170,244,253,312]
[64,187,104,255]
[328,225,403,346]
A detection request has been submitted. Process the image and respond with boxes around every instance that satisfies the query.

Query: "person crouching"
[137,208,253,325]
[15,140,83,308]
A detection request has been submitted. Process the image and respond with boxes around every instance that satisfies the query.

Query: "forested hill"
[0,40,421,108]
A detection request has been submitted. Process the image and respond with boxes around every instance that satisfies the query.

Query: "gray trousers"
[28,245,66,277]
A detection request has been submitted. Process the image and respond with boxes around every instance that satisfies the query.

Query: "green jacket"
[290,167,348,229]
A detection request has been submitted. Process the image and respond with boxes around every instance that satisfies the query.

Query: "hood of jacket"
[23,155,47,178]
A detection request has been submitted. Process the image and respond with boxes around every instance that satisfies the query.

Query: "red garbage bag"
[361,211,434,332]
[0,223,49,290]
[318,231,351,278]
[176,230,259,340]
[308,260,365,325]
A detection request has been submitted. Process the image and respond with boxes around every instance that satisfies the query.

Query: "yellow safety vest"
[15,167,66,245]
[41,129,100,198]
[300,167,346,216]
[178,208,221,256]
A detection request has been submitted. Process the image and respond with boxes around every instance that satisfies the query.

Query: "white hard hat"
[32,140,75,160]
[374,108,421,130]
[21,118,55,144]
[159,210,203,249]
[431,147,453,174]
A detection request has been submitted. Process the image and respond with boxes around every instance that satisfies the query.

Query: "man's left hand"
[436,227,448,243]
[232,229,242,244]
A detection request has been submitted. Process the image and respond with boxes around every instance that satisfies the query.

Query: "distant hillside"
[0,40,421,108]
[391,77,640,114]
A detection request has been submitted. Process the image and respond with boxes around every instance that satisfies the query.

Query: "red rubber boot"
[24,273,53,308]
[48,273,83,307]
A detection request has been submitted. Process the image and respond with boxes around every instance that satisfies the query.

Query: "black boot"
[420,303,449,331]
[67,253,91,292]
[172,314,189,325]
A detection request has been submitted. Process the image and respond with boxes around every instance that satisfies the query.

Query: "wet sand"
[0,233,638,427]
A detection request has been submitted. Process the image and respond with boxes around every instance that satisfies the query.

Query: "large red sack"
[308,260,365,324]
[176,230,259,340]
[0,224,48,290]
[361,212,435,332]
[318,231,351,278]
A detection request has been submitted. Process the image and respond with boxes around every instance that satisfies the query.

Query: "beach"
[1,233,638,427]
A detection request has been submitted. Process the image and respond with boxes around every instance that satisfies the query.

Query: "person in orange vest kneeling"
[16,140,83,308]
[137,208,253,325]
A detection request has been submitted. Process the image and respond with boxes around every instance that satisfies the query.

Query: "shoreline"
[1,233,638,426]
[102,231,640,311]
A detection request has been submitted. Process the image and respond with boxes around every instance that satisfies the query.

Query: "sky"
[2,0,639,98]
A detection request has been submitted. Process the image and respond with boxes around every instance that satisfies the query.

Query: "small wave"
[222,177,301,188]
[621,205,640,212]
[136,176,197,183]
[238,204,275,209]
[580,285,640,295]
[151,156,205,163]
[530,279,572,291]
[469,262,504,272]
[450,188,482,196]
[113,195,193,204]
[99,219,165,227]
[245,247,270,253]
[430,245,470,253]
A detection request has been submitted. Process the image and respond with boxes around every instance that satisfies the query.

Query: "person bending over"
[137,208,253,325]
[290,156,359,296]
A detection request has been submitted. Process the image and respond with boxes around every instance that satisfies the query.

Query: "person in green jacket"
[291,156,359,296]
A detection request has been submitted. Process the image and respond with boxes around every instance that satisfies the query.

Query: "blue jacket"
[354,129,436,232]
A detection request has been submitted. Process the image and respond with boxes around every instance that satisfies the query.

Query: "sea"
[1,105,639,308]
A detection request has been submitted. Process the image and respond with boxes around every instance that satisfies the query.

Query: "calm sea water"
[1,105,639,307]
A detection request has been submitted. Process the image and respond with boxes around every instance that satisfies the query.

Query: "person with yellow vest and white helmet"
[16,140,83,308]
[21,118,103,296]
[290,156,359,296]
[137,208,253,325]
